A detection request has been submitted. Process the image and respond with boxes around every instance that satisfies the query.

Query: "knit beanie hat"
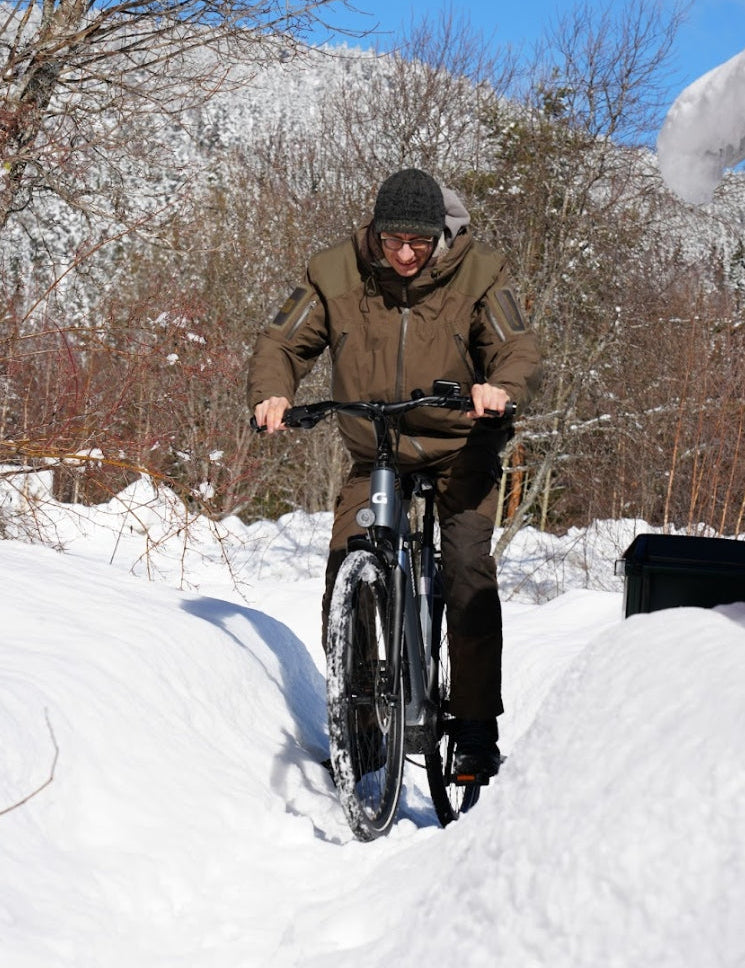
[373,168,446,238]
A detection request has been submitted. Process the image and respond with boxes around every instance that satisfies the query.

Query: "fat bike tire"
[424,580,481,826]
[327,550,405,841]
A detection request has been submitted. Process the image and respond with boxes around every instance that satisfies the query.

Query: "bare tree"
[0,0,349,233]
[321,8,518,189]
[463,0,692,542]
[535,0,686,144]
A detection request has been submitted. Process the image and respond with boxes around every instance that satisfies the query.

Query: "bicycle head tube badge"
[369,467,397,529]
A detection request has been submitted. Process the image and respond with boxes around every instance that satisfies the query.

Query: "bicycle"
[253,380,515,841]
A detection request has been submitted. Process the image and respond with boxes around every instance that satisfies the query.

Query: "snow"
[2,472,745,966]
[658,47,745,204]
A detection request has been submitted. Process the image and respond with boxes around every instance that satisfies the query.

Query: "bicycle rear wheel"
[327,550,405,841]
[425,571,481,826]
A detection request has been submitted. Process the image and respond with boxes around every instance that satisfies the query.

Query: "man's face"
[380,233,435,277]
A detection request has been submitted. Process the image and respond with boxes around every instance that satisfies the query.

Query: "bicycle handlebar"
[250,387,517,433]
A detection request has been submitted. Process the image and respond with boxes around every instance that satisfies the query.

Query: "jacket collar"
[354,222,472,305]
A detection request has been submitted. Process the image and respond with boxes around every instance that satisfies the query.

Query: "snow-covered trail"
[2,496,745,966]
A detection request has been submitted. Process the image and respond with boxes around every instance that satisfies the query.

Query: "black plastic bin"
[616,533,745,618]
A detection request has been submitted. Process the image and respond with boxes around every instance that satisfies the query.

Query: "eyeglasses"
[380,235,435,253]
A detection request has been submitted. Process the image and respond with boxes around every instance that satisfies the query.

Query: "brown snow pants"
[322,433,504,720]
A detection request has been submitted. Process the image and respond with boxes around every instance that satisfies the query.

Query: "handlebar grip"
[251,403,333,433]
[482,401,517,419]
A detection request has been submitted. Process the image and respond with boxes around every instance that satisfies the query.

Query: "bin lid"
[621,532,745,570]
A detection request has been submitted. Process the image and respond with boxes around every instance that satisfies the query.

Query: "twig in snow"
[0,709,59,817]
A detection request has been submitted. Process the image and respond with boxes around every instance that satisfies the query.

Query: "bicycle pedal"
[450,754,506,787]
[452,770,492,787]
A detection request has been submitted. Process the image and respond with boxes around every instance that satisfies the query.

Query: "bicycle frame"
[350,445,443,753]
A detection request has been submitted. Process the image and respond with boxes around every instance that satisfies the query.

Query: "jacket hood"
[442,187,470,245]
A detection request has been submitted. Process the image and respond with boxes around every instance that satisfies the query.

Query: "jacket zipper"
[454,332,477,382]
[286,299,318,340]
[396,286,409,401]
[484,304,506,342]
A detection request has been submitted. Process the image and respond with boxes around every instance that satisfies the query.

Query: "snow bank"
[1,481,745,966]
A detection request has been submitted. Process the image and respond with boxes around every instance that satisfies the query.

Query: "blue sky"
[315,0,745,107]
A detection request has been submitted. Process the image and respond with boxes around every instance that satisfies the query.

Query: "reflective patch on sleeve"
[270,286,315,332]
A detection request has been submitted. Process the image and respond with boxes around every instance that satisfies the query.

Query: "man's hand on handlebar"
[467,383,510,419]
[253,396,290,434]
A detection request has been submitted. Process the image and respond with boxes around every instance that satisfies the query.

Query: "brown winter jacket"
[247,222,541,467]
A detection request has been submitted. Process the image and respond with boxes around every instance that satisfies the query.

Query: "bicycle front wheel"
[327,549,405,841]
[425,571,481,825]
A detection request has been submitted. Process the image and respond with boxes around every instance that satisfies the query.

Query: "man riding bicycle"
[248,168,541,780]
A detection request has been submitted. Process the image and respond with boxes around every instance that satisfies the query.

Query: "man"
[248,168,541,779]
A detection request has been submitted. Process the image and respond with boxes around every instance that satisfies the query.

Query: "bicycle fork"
[401,509,441,753]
